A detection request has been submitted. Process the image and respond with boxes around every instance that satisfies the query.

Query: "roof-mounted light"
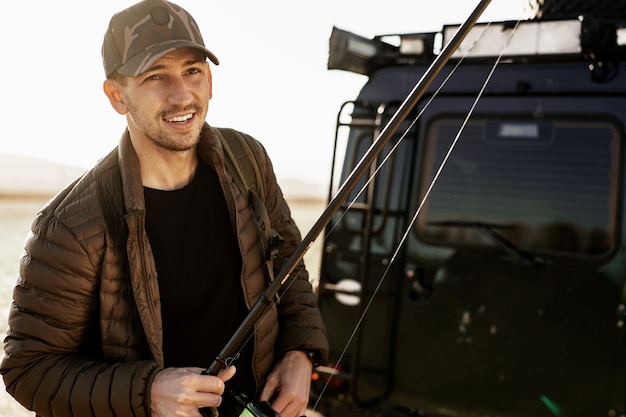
[398,33,436,57]
[328,27,436,76]
[328,26,387,75]
[443,19,583,59]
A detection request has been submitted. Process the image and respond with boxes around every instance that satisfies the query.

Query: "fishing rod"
[204,0,493,395]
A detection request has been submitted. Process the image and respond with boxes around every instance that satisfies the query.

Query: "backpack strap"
[216,127,265,201]
[215,127,284,294]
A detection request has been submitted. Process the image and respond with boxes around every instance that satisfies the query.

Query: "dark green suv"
[313,6,626,417]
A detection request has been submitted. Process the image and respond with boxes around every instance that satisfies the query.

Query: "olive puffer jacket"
[1,124,328,417]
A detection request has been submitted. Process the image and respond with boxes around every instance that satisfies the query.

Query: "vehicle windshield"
[416,117,621,258]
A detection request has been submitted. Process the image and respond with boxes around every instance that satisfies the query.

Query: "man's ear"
[103,79,128,115]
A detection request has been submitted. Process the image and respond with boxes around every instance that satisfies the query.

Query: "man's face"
[112,48,212,153]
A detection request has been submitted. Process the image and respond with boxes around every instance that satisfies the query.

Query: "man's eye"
[141,74,161,82]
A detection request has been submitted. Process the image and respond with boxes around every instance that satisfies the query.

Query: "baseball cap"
[102,0,219,77]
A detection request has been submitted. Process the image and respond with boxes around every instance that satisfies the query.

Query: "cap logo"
[150,7,171,25]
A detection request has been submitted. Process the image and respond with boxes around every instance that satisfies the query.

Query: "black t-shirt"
[144,160,255,414]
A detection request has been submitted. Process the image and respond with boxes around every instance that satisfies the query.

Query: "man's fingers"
[218,365,237,382]
[150,367,228,415]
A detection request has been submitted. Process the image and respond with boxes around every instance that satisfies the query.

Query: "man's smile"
[165,113,194,123]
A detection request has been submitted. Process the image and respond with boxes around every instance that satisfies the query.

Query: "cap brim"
[116,40,219,77]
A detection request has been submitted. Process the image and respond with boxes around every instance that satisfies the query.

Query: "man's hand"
[260,350,313,417]
[150,366,236,417]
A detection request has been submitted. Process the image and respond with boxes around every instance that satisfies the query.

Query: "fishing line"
[212,0,516,405]
[203,3,503,416]
[310,14,523,412]
[218,20,497,382]
[213,14,525,416]
[211,58,471,372]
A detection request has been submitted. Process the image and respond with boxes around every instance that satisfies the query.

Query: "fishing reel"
[233,393,281,417]
[200,393,281,417]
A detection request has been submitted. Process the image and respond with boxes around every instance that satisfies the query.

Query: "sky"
[1,0,528,187]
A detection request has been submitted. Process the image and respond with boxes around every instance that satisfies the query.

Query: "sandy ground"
[0,196,325,416]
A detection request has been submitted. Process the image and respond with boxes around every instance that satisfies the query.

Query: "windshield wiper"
[427,220,545,267]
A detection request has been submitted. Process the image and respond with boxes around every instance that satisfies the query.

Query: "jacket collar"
[116,123,224,213]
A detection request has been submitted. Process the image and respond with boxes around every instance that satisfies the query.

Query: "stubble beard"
[149,128,201,152]
[128,103,205,153]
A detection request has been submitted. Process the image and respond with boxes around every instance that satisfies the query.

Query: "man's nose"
[168,77,194,106]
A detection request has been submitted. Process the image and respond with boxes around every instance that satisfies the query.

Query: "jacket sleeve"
[1,208,160,417]
[250,140,329,364]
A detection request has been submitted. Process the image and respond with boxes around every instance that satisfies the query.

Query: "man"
[0,1,328,416]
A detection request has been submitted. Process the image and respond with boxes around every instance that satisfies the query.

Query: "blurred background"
[0,0,526,194]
